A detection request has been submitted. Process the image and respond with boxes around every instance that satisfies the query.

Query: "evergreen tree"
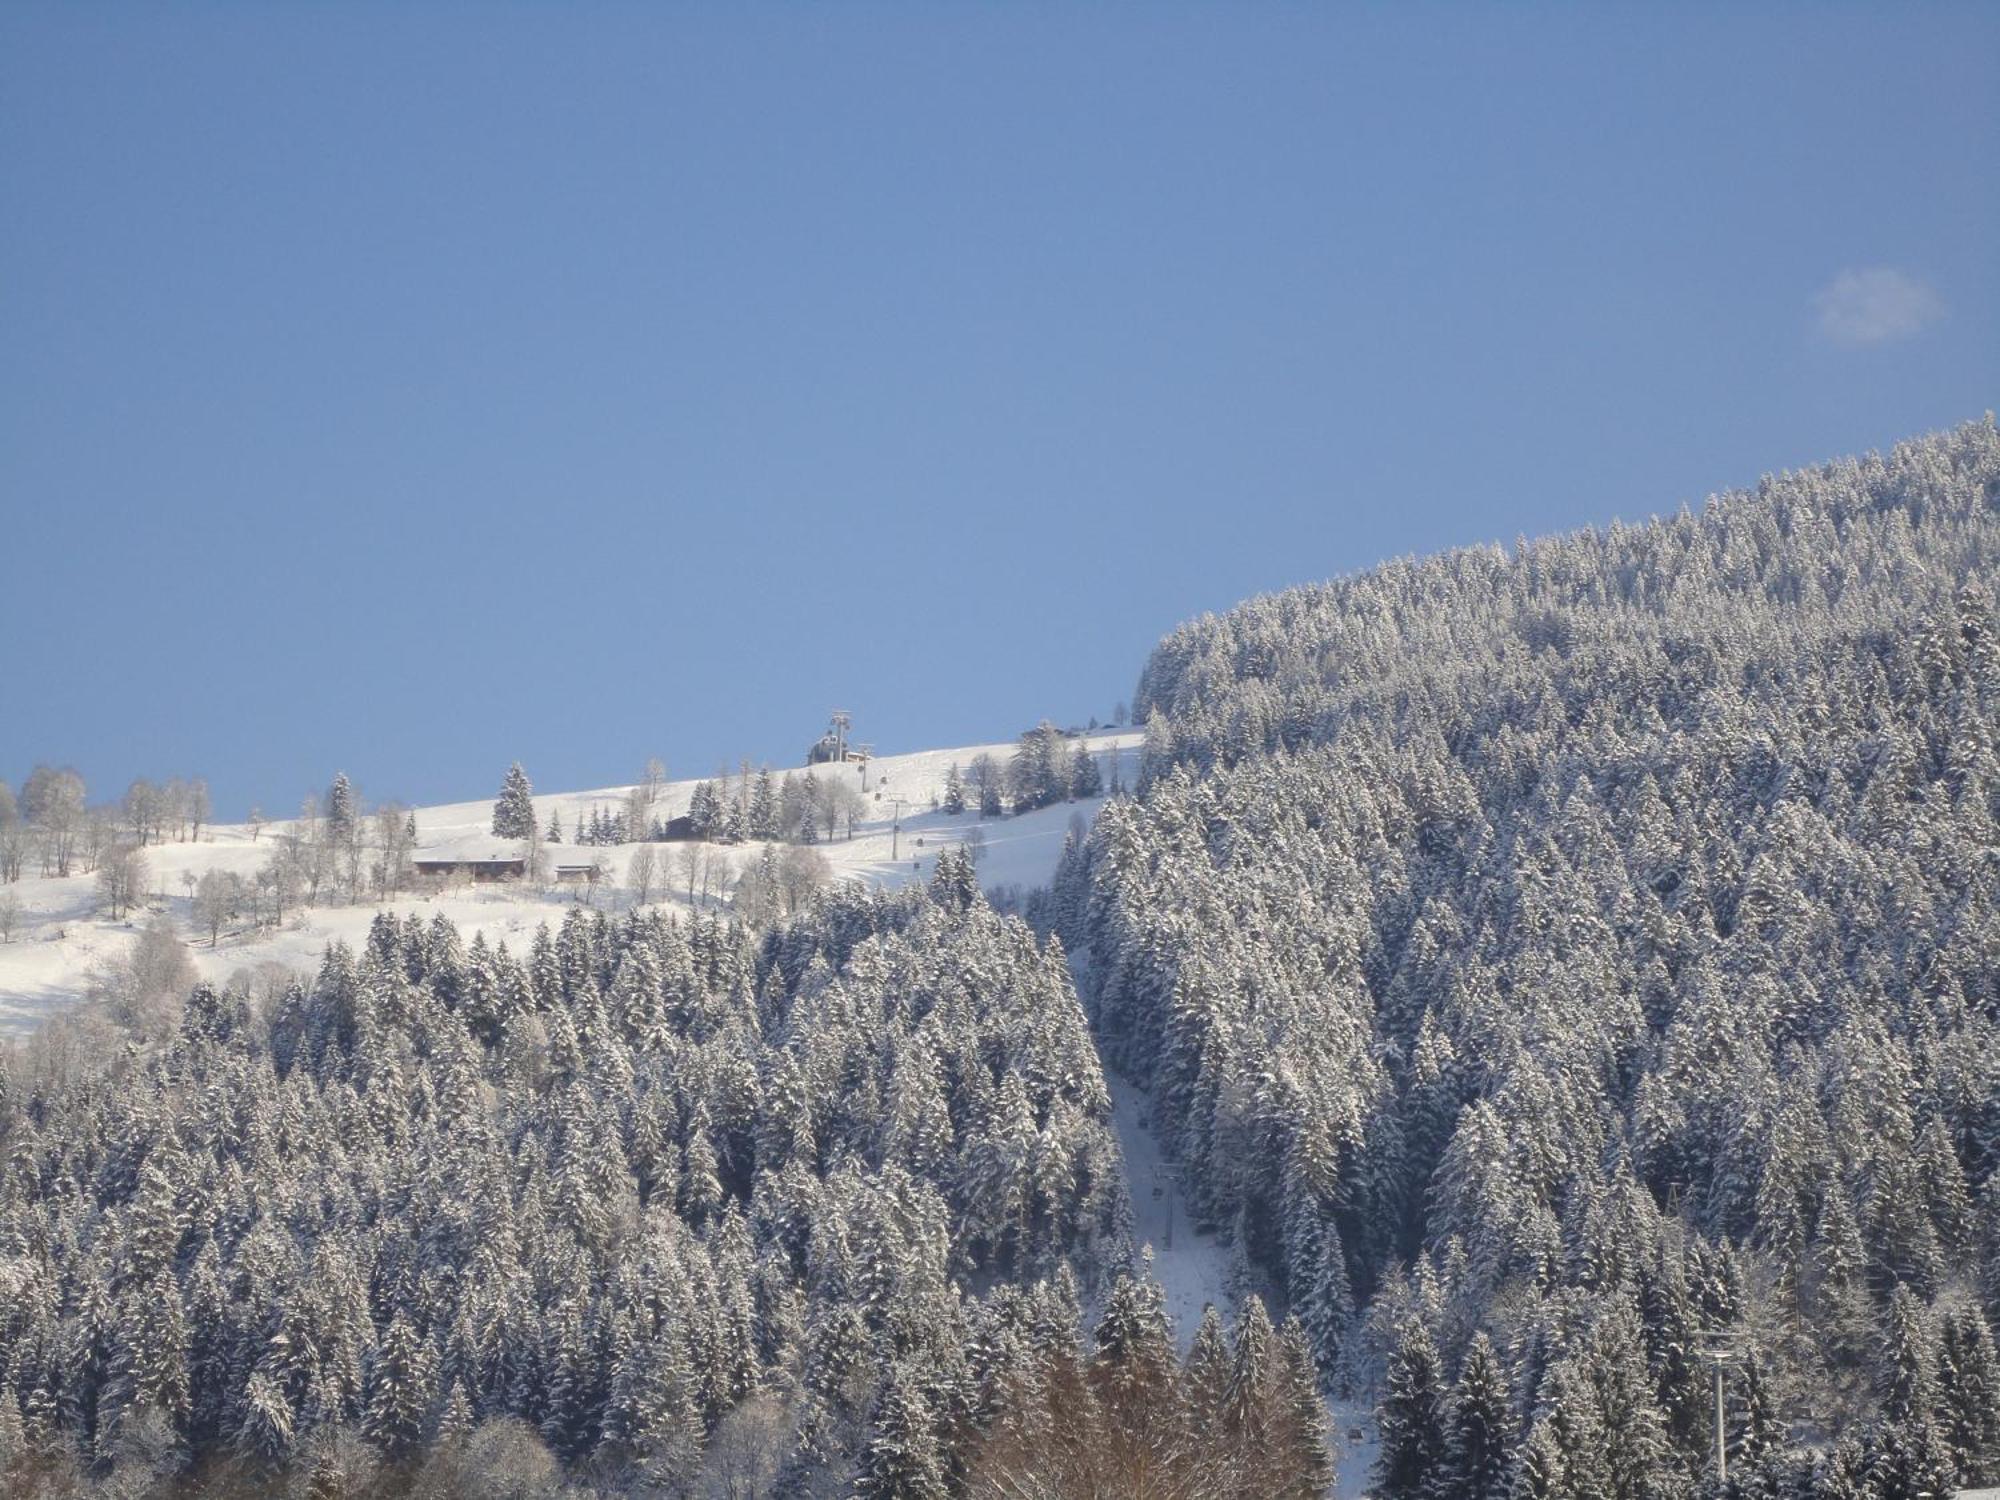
[326,771,356,838]
[856,1365,949,1500]
[1070,742,1104,800]
[365,1313,437,1457]
[1269,1316,1337,1500]
[1442,1332,1512,1500]
[1089,1274,1186,1492]
[492,762,535,839]
[1940,1307,2000,1483]
[688,780,720,840]
[1374,1313,1448,1500]
[1225,1296,1278,1458]
[1289,1193,1352,1383]
[1509,1419,1567,1500]
[1885,1284,1939,1424]
[1590,1296,1679,1500]
[931,846,979,912]
[750,768,779,841]
[1870,1410,1958,1500]
[1184,1304,1233,1435]
[237,1370,295,1462]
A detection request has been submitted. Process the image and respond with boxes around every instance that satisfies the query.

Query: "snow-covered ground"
[1108,1071,1380,1494]
[0,731,1141,1034]
[1107,1074,1235,1350]
[1331,1394,1382,1499]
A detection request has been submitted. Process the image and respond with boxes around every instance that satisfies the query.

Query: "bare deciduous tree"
[0,890,20,943]
[163,776,191,842]
[193,869,243,947]
[627,843,658,907]
[705,849,734,908]
[0,781,26,882]
[82,806,121,875]
[815,775,867,842]
[969,754,1003,820]
[261,829,307,927]
[456,1418,560,1500]
[699,1392,793,1499]
[677,841,706,905]
[96,842,148,920]
[374,803,415,900]
[622,756,669,839]
[294,796,325,905]
[124,778,163,846]
[21,765,86,875]
[86,916,194,1037]
[778,844,831,913]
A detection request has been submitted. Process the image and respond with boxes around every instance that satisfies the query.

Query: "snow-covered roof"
[415,834,528,863]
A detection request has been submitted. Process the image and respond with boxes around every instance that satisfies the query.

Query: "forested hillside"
[1050,418,2000,1495]
[0,864,1147,1495]
[2,420,1997,1498]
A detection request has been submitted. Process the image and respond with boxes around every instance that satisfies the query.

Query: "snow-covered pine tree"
[364,1312,436,1456]
[1184,1304,1233,1436]
[750,768,778,841]
[1268,1316,1337,1500]
[1069,741,1103,800]
[326,771,356,838]
[491,762,535,839]
[855,1364,949,1500]
[1440,1332,1511,1500]
[1373,1313,1447,1500]
[930,845,978,913]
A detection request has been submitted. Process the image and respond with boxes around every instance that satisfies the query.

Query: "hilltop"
[0,729,1141,1032]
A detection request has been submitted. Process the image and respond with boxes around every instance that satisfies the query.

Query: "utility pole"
[1700,1331,1744,1485]
[1714,1364,1727,1485]
[1153,1164,1180,1251]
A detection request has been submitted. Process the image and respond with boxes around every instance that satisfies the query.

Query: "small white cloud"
[1814,267,1943,347]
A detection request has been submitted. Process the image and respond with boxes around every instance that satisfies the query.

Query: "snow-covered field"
[0,731,1141,1034]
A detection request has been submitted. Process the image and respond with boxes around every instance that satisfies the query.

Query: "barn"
[412,854,526,883]
[413,835,531,883]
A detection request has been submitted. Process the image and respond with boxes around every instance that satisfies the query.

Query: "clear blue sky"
[3,5,1995,817]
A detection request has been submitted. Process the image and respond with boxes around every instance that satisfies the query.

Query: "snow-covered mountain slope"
[0,731,1141,1033]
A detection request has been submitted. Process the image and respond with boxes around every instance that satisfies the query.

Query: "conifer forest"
[2,420,1998,1498]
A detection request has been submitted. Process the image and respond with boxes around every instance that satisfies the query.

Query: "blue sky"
[3,5,1994,817]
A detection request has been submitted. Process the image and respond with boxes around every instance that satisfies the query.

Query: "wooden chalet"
[412,854,526,883]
